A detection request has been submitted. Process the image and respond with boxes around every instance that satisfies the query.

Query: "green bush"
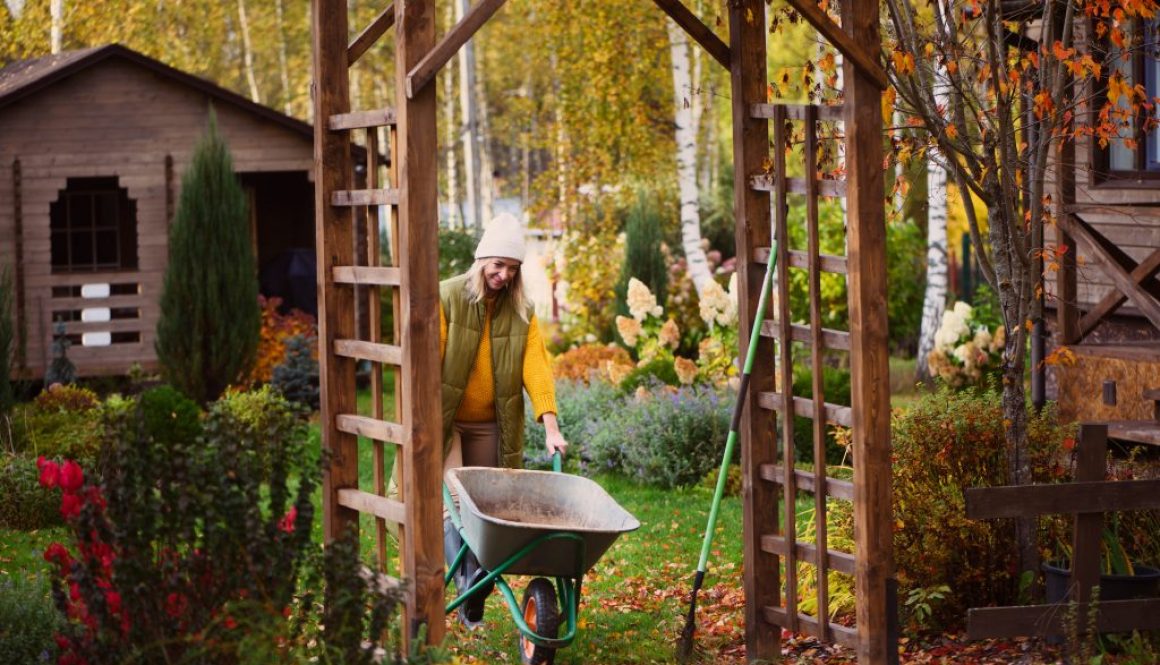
[791,363,851,465]
[10,403,102,461]
[615,193,667,320]
[37,386,416,664]
[439,227,478,279]
[618,357,679,395]
[523,378,623,471]
[892,386,1071,628]
[211,385,306,474]
[588,383,733,488]
[139,384,202,447]
[0,454,62,529]
[0,574,60,663]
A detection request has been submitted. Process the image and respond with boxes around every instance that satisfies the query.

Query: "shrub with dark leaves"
[272,334,320,412]
[37,388,414,664]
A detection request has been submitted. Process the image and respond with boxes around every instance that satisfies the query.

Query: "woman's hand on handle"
[542,412,568,456]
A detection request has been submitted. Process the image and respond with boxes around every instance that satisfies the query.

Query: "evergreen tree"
[615,193,668,317]
[156,110,259,404]
[272,334,320,412]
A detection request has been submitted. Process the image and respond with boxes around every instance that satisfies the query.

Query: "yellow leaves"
[891,49,915,76]
[817,51,837,75]
[1108,71,1128,105]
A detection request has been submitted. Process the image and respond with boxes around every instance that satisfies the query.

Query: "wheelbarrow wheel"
[519,577,559,665]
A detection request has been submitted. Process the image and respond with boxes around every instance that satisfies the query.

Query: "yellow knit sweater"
[439,303,557,422]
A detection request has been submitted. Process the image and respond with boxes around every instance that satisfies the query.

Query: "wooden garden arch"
[311,0,893,662]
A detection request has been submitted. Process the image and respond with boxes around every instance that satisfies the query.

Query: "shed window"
[1095,17,1160,180]
[50,177,138,272]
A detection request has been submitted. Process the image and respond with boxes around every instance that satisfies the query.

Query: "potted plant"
[1044,516,1160,603]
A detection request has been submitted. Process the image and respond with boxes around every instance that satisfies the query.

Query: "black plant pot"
[1043,560,1160,604]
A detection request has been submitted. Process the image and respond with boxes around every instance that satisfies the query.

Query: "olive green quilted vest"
[440,274,530,468]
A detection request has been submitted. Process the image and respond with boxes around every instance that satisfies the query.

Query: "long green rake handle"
[695,243,776,583]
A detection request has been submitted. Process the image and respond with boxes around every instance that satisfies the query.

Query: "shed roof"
[0,43,313,139]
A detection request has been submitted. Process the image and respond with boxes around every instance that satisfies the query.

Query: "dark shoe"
[458,553,493,626]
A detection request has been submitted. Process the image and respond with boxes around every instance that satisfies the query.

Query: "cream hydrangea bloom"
[626,278,663,322]
[699,279,735,327]
[659,319,681,349]
[674,356,698,385]
[615,315,642,347]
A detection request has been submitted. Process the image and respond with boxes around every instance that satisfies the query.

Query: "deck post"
[841,0,894,660]
[729,1,780,661]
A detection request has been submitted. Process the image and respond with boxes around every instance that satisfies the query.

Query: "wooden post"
[729,1,779,661]
[841,0,894,660]
[312,0,360,544]
[395,0,444,646]
[1072,424,1106,605]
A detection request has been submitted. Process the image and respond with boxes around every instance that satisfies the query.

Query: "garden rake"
[677,240,777,662]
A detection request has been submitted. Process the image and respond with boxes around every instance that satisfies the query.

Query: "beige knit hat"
[474,212,526,262]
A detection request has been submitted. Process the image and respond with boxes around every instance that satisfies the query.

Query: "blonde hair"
[464,258,531,322]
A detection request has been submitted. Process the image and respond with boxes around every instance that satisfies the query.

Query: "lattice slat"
[331,188,399,207]
[332,266,402,287]
[336,414,408,444]
[760,535,856,575]
[328,108,398,130]
[760,464,854,501]
[750,174,845,198]
[759,320,850,350]
[337,488,406,524]
[334,339,403,365]
[763,607,859,650]
[753,247,847,274]
[756,392,853,427]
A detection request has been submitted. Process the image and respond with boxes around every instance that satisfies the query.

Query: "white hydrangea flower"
[626,278,663,322]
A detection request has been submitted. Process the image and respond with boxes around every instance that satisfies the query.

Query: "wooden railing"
[40,272,148,376]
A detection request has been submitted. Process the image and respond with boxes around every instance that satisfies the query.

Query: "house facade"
[0,45,317,380]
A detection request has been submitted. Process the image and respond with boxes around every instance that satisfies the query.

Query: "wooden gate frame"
[311,0,892,660]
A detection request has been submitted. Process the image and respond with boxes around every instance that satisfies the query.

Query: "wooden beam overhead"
[405,0,508,99]
[782,0,888,90]
[348,3,396,66]
[651,0,730,69]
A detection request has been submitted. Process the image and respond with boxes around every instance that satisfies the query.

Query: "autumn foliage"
[245,295,317,387]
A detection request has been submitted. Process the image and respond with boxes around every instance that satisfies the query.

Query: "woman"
[441,212,567,625]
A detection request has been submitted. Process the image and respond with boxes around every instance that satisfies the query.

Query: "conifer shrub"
[156,111,260,404]
[272,334,320,412]
[614,193,668,321]
[892,386,1071,627]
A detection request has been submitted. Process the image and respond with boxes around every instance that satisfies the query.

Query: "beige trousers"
[443,421,500,518]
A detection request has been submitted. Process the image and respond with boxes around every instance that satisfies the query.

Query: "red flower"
[165,592,189,619]
[38,458,60,488]
[60,460,84,492]
[60,493,83,519]
[104,590,122,616]
[224,615,238,630]
[44,542,73,569]
[278,506,298,533]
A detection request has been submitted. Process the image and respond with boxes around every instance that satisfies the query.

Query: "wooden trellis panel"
[313,0,444,647]
[734,0,893,663]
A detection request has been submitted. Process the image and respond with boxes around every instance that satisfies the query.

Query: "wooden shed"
[1047,18,1160,441]
[0,44,317,380]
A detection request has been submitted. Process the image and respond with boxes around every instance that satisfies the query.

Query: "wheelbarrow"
[443,454,640,664]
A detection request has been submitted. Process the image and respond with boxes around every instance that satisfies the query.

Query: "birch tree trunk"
[667,19,710,293]
[236,0,261,103]
[443,1,461,229]
[457,0,481,230]
[274,0,292,115]
[476,58,496,225]
[916,157,949,381]
[50,0,63,53]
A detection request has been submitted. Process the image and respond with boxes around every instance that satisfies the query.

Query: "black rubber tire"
[519,577,559,665]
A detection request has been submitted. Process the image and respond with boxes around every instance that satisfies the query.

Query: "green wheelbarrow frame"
[442,453,584,651]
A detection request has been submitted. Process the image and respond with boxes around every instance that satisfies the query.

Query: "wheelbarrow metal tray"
[446,467,640,577]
